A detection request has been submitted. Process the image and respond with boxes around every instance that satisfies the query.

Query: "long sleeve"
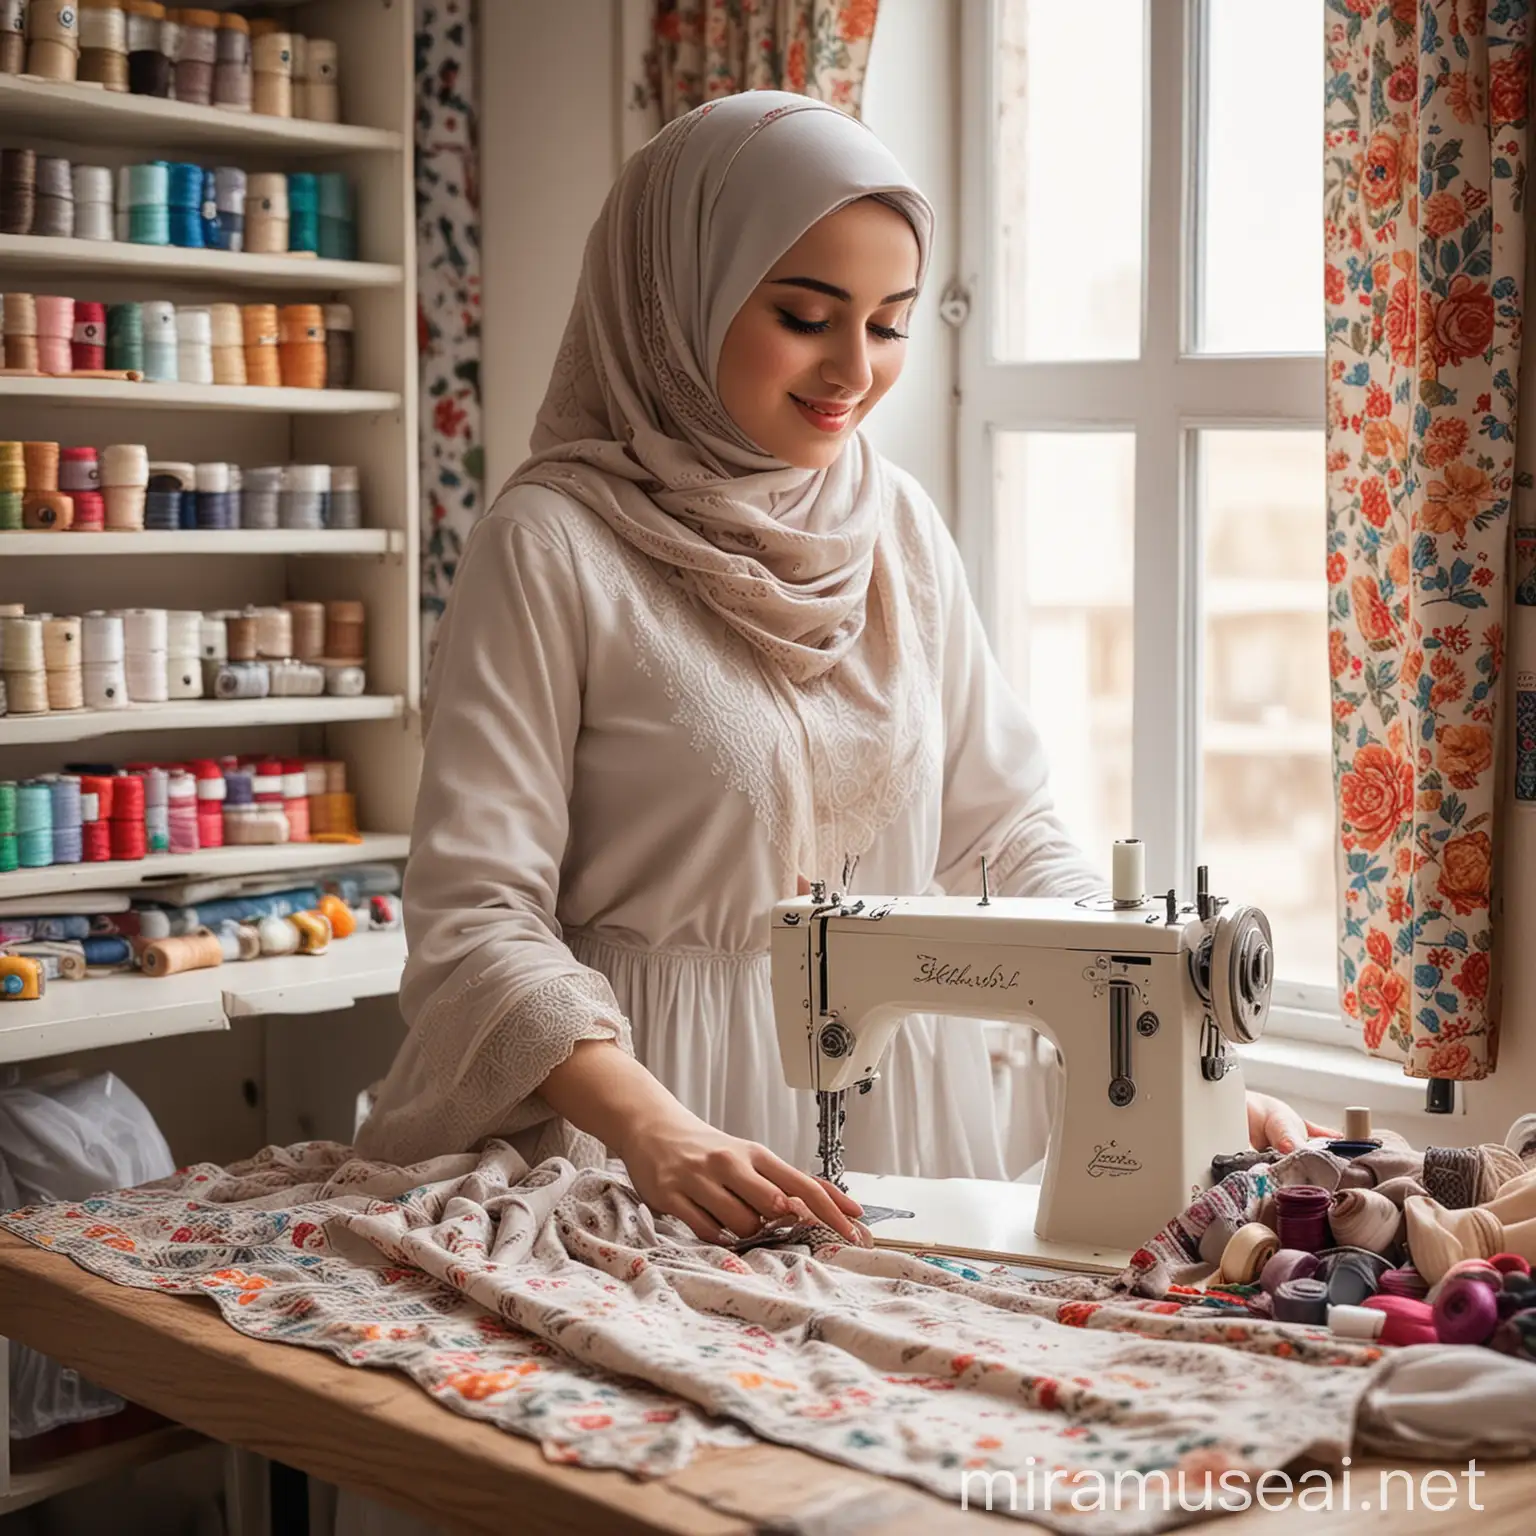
[355,497,633,1167]
[929,516,1104,902]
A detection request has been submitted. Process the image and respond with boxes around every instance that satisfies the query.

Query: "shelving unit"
[1,2,423,1508]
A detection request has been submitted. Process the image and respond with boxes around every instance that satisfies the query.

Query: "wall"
[478,0,961,509]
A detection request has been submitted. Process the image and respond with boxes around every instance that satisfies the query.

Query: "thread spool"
[141,299,177,382]
[32,155,73,239]
[49,775,82,862]
[276,600,323,661]
[194,461,234,529]
[0,955,45,998]
[0,0,26,75]
[141,930,223,977]
[57,446,99,494]
[167,161,204,248]
[79,771,114,858]
[22,491,71,530]
[244,173,287,255]
[268,659,323,697]
[16,781,53,866]
[34,295,75,376]
[249,605,291,659]
[23,439,60,491]
[302,38,339,124]
[108,772,145,859]
[1,147,35,235]
[79,1,128,92]
[121,606,167,702]
[323,305,354,388]
[278,304,324,389]
[287,171,318,254]
[70,164,115,240]
[26,0,81,83]
[241,303,279,386]
[101,444,149,531]
[213,11,250,110]
[223,611,257,662]
[210,166,245,252]
[3,290,36,371]
[71,302,107,371]
[70,490,105,531]
[164,610,201,699]
[125,160,170,246]
[239,465,281,529]
[176,305,213,385]
[322,600,365,663]
[124,0,169,96]
[173,7,217,104]
[279,462,327,529]
[106,302,144,374]
[252,30,293,117]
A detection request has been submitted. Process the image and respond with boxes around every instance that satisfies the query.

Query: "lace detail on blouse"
[562,500,944,880]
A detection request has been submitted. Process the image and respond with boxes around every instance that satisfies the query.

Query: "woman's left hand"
[1246,1091,1340,1155]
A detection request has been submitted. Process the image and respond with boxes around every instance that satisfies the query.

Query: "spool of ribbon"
[278,304,325,389]
[71,164,116,240]
[1218,1223,1278,1286]
[252,30,294,117]
[214,13,251,110]
[241,303,280,386]
[140,930,223,977]
[244,173,288,254]
[1327,1187,1401,1257]
[35,294,75,376]
[33,155,74,239]
[1272,1276,1329,1326]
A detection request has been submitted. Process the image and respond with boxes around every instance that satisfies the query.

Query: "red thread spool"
[69,489,105,530]
[80,772,115,862]
[109,772,147,861]
[72,301,106,370]
[281,757,309,842]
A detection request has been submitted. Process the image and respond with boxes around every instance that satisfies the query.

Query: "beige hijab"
[506,91,935,686]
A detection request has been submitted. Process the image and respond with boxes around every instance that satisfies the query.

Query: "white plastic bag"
[0,1071,175,1440]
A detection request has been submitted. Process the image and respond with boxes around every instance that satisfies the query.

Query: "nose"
[821,329,873,397]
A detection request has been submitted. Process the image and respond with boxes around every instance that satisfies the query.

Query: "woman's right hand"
[616,1104,868,1247]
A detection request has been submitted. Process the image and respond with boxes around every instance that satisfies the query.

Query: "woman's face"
[717,198,920,469]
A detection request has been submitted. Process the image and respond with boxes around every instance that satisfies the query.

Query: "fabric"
[1328,1188,1401,1257]
[0,1141,1390,1536]
[356,475,1099,1175]
[513,93,931,686]
[1423,1144,1482,1210]
[1324,0,1529,1078]
[1404,1196,1512,1285]
[1356,1345,1536,1458]
[416,0,484,661]
[643,0,881,124]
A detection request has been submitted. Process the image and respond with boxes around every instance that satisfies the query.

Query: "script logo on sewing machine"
[913,953,1021,991]
[1085,1141,1142,1178]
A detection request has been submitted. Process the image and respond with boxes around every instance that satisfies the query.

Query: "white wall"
[479,0,961,509]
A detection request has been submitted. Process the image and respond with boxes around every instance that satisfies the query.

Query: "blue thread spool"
[126,162,170,247]
[140,300,178,382]
[316,172,356,261]
[198,168,221,248]
[287,172,318,255]
[196,462,234,529]
[167,162,205,248]
[83,936,133,967]
[224,767,254,804]
[16,781,54,869]
[212,166,245,252]
[49,775,82,866]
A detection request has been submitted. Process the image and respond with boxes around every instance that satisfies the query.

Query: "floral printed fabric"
[642,0,881,123]
[1324,0,1529,1078]
[0,1142,1387,1534]
[416,0,484,663]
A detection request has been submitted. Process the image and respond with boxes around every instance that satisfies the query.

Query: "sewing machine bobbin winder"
[771,840,1273,1273]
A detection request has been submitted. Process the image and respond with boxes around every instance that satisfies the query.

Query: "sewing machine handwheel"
[1209,905,1273,1045]
[1108,1076,1136,1107]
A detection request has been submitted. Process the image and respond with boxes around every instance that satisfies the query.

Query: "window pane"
[1199,431,1334,989]
[994,0,1144,360]
[994,433,1135,866]
[1198,0,1323,353]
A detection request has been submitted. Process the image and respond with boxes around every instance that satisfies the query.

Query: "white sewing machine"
[771,843,1273,1272]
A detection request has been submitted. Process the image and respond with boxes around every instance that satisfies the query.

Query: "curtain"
[643,0,881,122]
[416,0,484,663]
[1324,0,1530,1081]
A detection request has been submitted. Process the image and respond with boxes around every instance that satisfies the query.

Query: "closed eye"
[775,308,909,341]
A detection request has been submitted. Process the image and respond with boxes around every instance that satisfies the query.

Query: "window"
[959,0,1334,1026]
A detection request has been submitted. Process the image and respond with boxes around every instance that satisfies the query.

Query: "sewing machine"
[771,844,1273,1272]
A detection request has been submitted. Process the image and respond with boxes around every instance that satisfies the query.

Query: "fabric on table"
[355,477,1099,1181]
[1355,1346,1536,1458]
[1354,1141,1425,1188]
[0,1140,1386,1536]
[1374,1175,1431,1209]
[1475,1144,1526,1205]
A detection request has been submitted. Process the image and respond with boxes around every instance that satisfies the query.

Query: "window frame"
[956,0,1339,1033]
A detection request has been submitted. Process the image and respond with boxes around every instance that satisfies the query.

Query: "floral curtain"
[642,0,881,122]
[417,0,484,664]
[1324,0,1529,1081]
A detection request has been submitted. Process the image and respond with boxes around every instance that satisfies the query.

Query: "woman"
[355,91,1325,1248]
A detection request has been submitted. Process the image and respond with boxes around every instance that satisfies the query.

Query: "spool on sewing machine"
[771,840,1274,1274]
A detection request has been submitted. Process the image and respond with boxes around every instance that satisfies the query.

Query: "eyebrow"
[769,276,919,305]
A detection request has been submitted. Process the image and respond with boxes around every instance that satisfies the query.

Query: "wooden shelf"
[0,695,405,747]
[0,833,410,901]
[0,233,403,291]
[0,930,407,1067]
[0,74,404,156]
[0,378,401,413]
[0,530,402,557]
[0,1425,207,1517]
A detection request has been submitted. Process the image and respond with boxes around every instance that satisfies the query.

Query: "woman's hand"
[616,1103,868,1247]
[1246,1090,1340,1155]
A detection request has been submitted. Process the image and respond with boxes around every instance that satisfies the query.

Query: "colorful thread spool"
[174,7,218,105]
[210,302,245,385]
[194,461,235,529]
[251,29,294,117]
[49,774,83,863]
[323,305,354,388]
[141,931,223,977]
[244,173,288,254]
[167,161,205,248]
[287,171,318,254]
[4,290,37,371]
[241,303,279,386]
[0,146,34,235]
[125,161,170,246]
[26,0,81,83]
[35,295,75,376]
[101,443,149,531]
[78,0,129,92]
[1276,1185,1332,1255]
[1362,1294,1439,1347]
[125,0,171,97]
[278,304,324,389]
[141,300,177,382]
[106,302,144,374]
[72,302,107,371]
[32,155,73,239]
[213,12,251,110]
[0,0,27,75]
[16,781,54,866]
[212,166,246,251]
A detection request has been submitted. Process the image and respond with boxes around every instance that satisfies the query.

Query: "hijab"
[505,91,935,686]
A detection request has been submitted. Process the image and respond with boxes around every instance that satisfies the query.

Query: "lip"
[790,393,857,433]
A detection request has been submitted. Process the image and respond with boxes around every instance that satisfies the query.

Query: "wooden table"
[1,1231,1531,1534]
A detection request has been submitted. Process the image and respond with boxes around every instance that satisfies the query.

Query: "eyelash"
[775,308,909,342]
